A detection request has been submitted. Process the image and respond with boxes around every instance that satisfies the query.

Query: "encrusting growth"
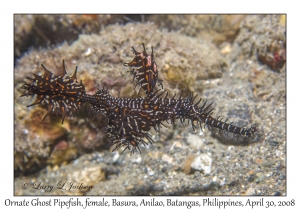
[21,44,260,154]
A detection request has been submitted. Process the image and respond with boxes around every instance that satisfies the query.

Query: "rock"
[191,154,212,175]
[244,187,256,195]
[187,133,203,150]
